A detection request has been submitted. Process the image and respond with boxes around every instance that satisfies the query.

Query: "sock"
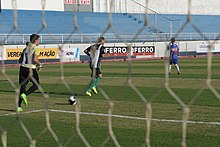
[93,77,101,87]
[175,64,180,72]
[169,65,172,73]
[18,97,22,107]
[87,77,101,92]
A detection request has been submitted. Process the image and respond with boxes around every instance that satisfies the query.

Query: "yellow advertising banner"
[6,48,58,60]
[38,48,58,59]
[6,48,23,60]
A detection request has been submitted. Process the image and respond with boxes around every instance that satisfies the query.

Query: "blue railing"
[0,33,219,45]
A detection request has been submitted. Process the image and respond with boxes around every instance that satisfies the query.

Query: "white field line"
[13,76,220,84]
[1,109,220,125]
[44,76,220,81]
[0,109,45,116]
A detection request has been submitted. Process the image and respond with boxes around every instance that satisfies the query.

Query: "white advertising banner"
[196,43,220,53]
[0,46,4,60]
[1,40,220,63]
[215,44,220,52]
[59,46,80,62]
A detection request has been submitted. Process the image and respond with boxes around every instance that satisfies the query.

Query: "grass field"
[0,57,220,147]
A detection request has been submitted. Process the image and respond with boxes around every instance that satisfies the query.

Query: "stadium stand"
[0,10,142,34]
[0,9,220,43]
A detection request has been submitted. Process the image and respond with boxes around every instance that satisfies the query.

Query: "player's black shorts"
[19,66,39,84]
[89,62,101,78]
[90,68,101,78]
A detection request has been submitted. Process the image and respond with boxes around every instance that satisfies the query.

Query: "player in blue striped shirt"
[169,37,181,74]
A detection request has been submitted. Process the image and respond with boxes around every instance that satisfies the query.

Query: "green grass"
[0,57,220,147]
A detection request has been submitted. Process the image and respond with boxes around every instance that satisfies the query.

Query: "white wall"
[2,0,220,15]
[148,0,220,15]
[94,0,220,15]
[2,0,64,11]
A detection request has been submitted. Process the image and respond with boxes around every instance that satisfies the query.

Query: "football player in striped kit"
[169,37,181,75]
[84,37,105,96]
[17,34,42,112]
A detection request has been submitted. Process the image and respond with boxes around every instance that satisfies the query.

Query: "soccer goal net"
[1,0,220,147]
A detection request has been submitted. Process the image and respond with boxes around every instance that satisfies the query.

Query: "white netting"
[1,0,220,147]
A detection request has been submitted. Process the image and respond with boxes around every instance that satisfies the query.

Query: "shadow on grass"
[54,103,70,105]
[0,108,16,112]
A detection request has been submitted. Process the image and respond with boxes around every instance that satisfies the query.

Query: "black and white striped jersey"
[84,43,105,68]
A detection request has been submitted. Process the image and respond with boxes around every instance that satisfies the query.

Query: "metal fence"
[0,33,219,45]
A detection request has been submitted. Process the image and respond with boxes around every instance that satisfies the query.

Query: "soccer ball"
[68,96,77,105]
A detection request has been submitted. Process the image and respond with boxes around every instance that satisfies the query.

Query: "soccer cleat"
[92,87,98,94]
[20,93,28,105]
[177,71,181,74]
[17,107,23,112]
[86,91,92,97]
